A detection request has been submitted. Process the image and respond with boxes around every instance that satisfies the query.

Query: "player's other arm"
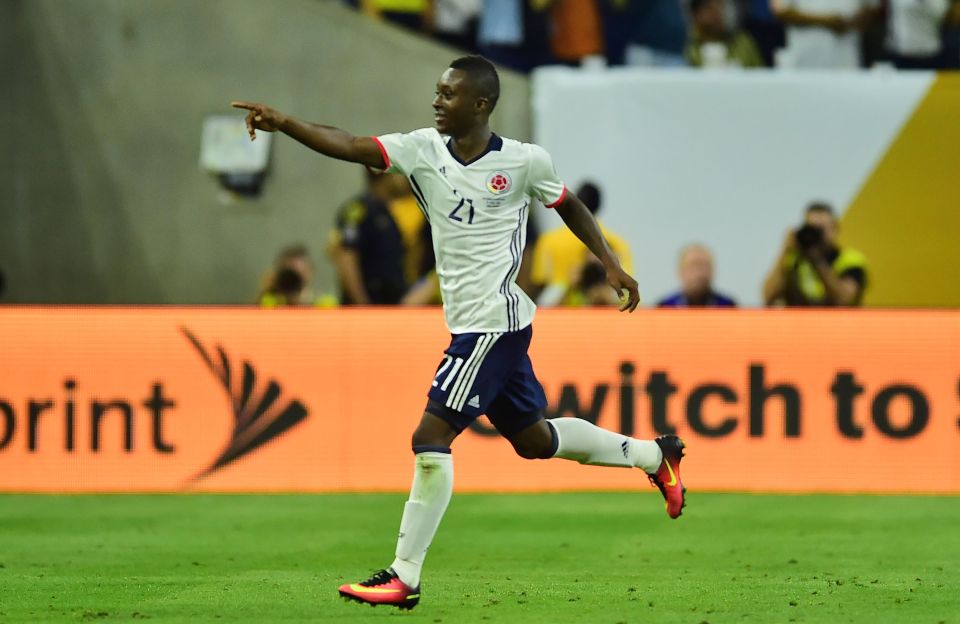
[230,101,385,170]
[554,194,640,312]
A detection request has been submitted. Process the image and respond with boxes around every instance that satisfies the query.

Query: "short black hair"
[449,55,500,112]
[577,181,602,215]
[689,0,714,12]
[277,243,310,263]
[806,201,835,217]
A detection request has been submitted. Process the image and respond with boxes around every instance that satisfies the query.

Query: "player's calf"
[505,420,557,460]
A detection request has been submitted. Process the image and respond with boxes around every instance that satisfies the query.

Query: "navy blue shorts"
[426,324,548,436]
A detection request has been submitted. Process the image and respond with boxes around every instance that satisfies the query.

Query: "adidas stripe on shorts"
[426,324,548,436]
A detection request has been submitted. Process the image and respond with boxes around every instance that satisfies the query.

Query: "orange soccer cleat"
[647,435,687,519]
[338,569,420,610]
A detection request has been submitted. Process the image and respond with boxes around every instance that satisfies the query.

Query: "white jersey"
[779,0,878,69]
[373,128,567,334]
[886,0,949,57]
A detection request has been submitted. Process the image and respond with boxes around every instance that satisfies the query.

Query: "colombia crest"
[486,171,512,195]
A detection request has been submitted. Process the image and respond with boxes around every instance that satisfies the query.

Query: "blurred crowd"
[342,0,960,70]
[258,177,868,309]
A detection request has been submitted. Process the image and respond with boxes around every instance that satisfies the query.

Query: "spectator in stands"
[658,244,737,307]
[565,260,623,306]
[356,0,428,30]
[739,0,787,65]
[401,272,442,305]
[516,212,542,296]
[531,0,605,65]
[770,0,881,68]
[948,2,960,68]
[257,244,320,307]
[426,0,482,51]
[529,182,633,306]
[884,0,954,69]
[328,171,414,305]
[686,0,765,67]
[763,202,868,306]
[381,174,434,288]
[604,0,689,66]
[477,0,528,72]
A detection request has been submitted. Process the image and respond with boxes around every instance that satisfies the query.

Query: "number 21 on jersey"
[448,197,475,224]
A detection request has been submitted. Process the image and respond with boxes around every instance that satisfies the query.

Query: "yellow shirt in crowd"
[531,221,634,288]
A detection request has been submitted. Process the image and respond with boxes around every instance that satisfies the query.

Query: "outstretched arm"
[231,101,386,170]
[554,194,640,312]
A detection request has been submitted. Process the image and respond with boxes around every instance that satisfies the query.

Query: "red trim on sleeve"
[370,136,391,171]
[545,185,567,209]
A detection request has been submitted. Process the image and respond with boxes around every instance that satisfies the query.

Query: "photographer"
[763,202,867,307]
[565,260,623,307]
[257,244,319,307]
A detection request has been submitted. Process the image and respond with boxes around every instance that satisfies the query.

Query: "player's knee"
[411,425,443,449]
[410,410,459,450]
[511,438,553,460]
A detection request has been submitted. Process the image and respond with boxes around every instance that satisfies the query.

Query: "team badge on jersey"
[486,171,512,195]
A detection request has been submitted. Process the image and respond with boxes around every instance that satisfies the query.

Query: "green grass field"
[0,493,957,623]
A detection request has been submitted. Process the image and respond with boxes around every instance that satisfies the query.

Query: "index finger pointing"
[231,101,256,111]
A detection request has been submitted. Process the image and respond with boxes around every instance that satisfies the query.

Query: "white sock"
[389,450,453,588]
[549,417,663,473]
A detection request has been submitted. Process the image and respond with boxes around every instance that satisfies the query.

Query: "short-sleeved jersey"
[373,128,566,333]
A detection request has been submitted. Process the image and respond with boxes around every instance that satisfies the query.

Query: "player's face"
[433,69,478,136]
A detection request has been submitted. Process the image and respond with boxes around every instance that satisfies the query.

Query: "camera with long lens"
[271,267,305,299]
[795,224,824,251]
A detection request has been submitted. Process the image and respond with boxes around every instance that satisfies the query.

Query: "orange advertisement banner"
[0,307,957,493]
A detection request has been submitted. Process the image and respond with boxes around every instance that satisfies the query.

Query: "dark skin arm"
[769,0,860,34]
[231,101,385,169]
[554,194,640,312]
[329,244,372,305]
[803,247,861,306]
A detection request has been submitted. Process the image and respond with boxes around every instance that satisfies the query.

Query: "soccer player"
[232,55,686,611]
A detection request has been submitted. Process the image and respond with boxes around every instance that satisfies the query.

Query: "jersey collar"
[445,133,503,166]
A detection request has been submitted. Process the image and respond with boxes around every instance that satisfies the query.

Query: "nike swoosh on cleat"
[664,461,678,487]
[348,585,404,595]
